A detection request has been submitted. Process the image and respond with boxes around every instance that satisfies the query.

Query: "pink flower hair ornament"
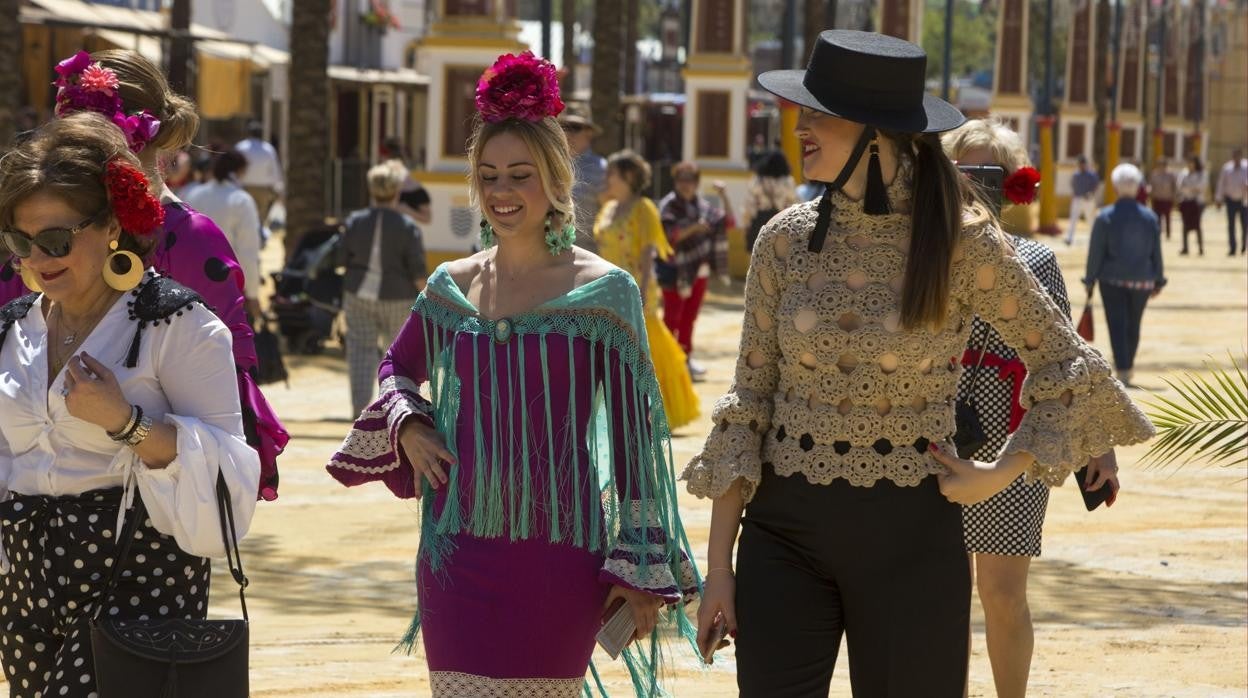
[475,51,565,124]
[53,51,162,154]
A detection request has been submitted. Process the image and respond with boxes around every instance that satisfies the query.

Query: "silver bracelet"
[124,415,153,447]
[107,405,140,442]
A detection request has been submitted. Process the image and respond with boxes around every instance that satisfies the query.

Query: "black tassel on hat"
[863,134,892,215]
[807,125,889,252]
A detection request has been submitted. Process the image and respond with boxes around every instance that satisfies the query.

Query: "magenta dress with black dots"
[0,202,287,500]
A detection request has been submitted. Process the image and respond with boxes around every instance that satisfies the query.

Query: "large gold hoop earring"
[102,240,144,291]
[16,263,42,293]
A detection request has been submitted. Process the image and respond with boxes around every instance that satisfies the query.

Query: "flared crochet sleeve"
[327,308,434,498]
[682,212,789,501]
[953,223,1155,483]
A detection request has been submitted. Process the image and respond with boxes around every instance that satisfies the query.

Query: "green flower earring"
[479,218,496,249]
[544,213,576,256]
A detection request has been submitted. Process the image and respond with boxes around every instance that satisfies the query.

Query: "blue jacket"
[1084,199,1166,288]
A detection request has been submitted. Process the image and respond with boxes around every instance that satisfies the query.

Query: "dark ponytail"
[899,133,986,330]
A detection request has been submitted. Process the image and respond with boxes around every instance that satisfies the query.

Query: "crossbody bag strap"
[216,470,250,622]
[90,496,148,624]
[961,320,992,402]
[91,470,249,623]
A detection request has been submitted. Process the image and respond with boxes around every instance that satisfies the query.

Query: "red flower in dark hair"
[1003,166,1041,205]
[105,160,165,236]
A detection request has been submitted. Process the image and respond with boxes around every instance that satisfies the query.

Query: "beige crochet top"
[682,165,1155,503]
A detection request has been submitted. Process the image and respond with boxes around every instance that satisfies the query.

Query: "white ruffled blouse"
[0,285,259,561]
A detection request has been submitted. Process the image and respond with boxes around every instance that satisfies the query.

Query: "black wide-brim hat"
[759,30,966,134]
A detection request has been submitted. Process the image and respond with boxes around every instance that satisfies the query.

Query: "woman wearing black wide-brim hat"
[682,30,1153,696]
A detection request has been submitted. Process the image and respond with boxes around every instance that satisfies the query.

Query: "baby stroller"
[269,224,343,355]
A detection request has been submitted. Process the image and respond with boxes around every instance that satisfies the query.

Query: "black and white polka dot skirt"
[0,488,210,698]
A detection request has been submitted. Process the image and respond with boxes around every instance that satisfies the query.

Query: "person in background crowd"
[595,149,700,430]
[1085,164,1166,387]
[943,117,1101,698]
[1065,154,1100,245]
[184,150,263,324]
[1148,158,1178,240]
[1177,156,1208,256]
[657,161,734,381]
[176,149,215,201]
[381,137,433,226]
[1214,148,1248,256]
[235,120,283,233]
[336,162,428,416]
[559,105,606,252]
[742,150,799,253]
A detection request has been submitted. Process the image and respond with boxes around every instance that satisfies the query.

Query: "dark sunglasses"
[1,212,103,259]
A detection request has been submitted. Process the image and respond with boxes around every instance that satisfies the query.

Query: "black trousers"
[1099,283,1151,371]
[1225,197,1247,254]
[735,468,970,698]
[0,489,210,698]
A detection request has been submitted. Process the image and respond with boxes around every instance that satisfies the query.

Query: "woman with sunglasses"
[0,112,260,698]
[0,49,288,501]
[685,31,1153,696]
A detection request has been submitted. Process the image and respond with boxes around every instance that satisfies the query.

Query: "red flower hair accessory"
[105,160,165,236]
[475,51,565,124]
[1003,166,1041,205]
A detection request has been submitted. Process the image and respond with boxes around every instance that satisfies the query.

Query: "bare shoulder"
[569,247,620,288]
[443,252,489,292]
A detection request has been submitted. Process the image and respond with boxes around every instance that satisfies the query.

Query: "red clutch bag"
[1076,303,1094,342]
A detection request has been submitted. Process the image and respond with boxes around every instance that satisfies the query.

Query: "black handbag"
[90,473,250,698]
[253,325,289,386]
[952,323,990,459]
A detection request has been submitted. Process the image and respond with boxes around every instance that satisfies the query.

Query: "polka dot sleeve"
[953,223,1155,484]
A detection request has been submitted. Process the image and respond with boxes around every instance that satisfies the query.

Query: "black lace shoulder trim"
[122,273,206,367]
[0,292,39,349]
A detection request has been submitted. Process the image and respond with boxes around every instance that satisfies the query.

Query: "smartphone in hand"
[700,613,730,664]
[596,599,636,660]
[1073,464,1116,511]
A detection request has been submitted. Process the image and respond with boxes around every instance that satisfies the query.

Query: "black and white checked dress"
[960,236,1071,557]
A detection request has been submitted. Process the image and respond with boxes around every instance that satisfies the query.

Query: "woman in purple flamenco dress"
[327,53,700,696]
[1,49,287,498]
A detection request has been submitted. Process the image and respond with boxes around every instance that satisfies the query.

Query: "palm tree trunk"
[590,1,623,151]
[804,0,827,64]
[624,0,638,94]
[561,0,576,99]
[168,0,193,95]
[0,0,20,147]
[1092,0,1110,177]
[286,0,332,260]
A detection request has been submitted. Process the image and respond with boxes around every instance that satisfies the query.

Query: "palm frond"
[1141,354,1248,470]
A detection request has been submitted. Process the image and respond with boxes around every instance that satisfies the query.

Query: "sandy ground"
[9,209,1243,697]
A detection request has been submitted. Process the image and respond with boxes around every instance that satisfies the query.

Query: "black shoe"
[1179,249,1189,255]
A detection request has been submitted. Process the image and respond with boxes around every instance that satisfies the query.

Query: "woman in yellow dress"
[594,150,700,429]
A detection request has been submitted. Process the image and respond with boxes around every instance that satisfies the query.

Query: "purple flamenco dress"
[328,266,700,697]
[0,201,287,499]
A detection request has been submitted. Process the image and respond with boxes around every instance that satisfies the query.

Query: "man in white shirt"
[1214,149,1248,255]
[184,151,264,323]
[234,120,283,229]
